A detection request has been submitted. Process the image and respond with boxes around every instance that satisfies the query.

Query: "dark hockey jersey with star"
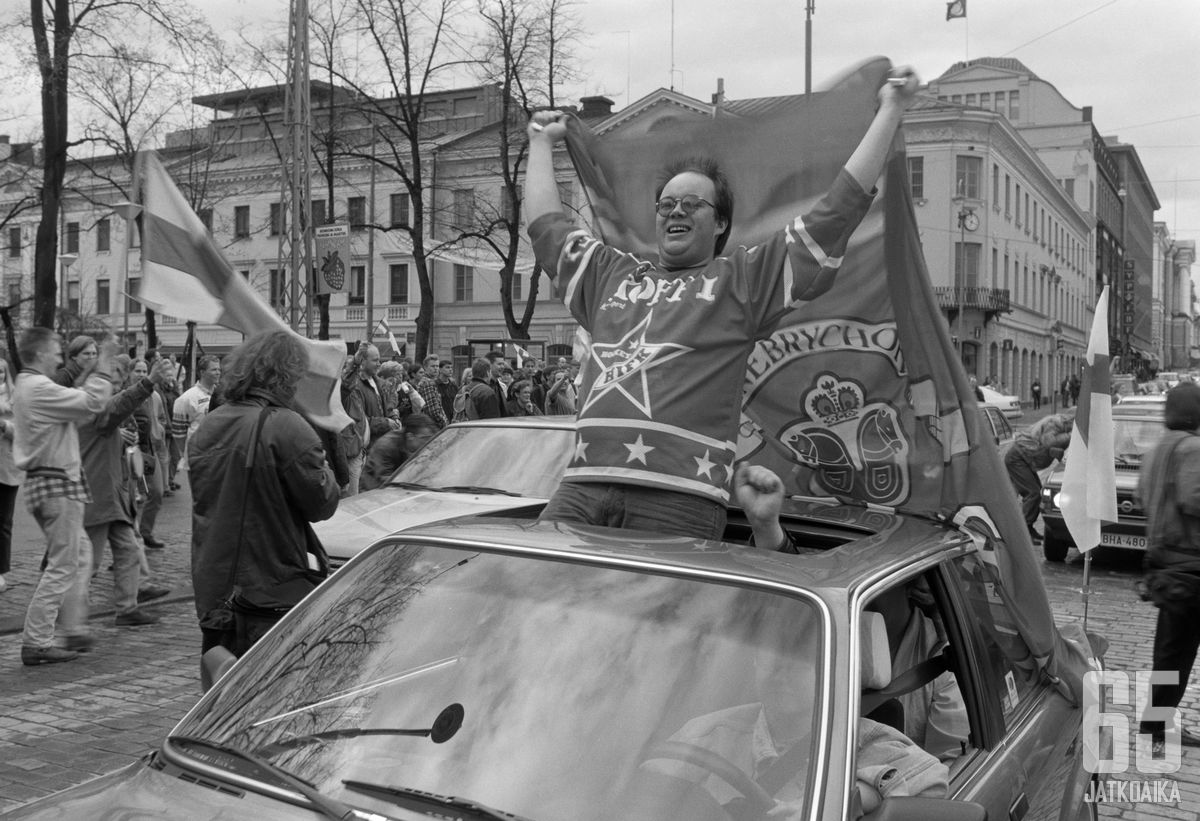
[529,168,874,503]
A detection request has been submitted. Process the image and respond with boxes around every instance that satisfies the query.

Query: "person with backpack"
[453,359,503,421]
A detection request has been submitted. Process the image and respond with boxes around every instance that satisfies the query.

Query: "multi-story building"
[1153,223,1196,370]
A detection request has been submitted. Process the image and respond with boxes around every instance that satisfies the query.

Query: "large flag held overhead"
[1059,288,1117,551]
[134,152,351,432]
[563,57,1087,696]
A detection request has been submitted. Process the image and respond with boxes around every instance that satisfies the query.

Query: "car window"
[989,409,1012,440]
[944,554,1039,726]
[1112,417,1165,465]
[391,425,575,497]
[173,544,827,821]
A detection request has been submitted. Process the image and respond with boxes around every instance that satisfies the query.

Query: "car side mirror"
[863,797,987,821]
[201,646,238,693]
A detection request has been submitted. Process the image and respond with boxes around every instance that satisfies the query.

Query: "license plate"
[1100,533,1148,549]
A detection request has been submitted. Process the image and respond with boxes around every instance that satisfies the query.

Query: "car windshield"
[171,544,826,821]
[390,425,575,498]
[1112,417,1165,464]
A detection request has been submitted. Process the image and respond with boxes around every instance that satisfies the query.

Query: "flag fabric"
[1059,288,1117,552]
[314,224,351,294]
[373,316,403,357]
[562,56,1086,697]
[134,152,351,432]
[946,0,966,20]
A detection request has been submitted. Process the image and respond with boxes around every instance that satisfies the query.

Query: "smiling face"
[655,172,727,270]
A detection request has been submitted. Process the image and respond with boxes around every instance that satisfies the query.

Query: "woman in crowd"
[129,358,169,547]
[507,379,544,417]
[54,335,98,387]
[189,330,340,657]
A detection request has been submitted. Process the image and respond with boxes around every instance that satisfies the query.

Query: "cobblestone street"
[2,421,1200,818]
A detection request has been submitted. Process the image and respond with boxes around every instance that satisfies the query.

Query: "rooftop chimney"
[1082,106,1092,122]
[711,78,725,106]
[579,95,614,119]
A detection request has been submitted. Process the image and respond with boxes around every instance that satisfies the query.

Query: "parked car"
[978,385,1023,420]
[8,508,1100,821]
[1040,404,1166,561]
[978,402,1015,460]
[315,416,576,568]
[1116,394,1167,410]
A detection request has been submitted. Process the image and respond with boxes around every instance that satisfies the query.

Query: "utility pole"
[281,0,314,335]
[805,1,814,98]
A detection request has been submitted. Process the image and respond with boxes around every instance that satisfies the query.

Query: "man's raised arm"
[844,68,920,193]
[524,110,570,226]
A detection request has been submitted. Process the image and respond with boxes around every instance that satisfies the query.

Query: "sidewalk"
[0,476,195,636]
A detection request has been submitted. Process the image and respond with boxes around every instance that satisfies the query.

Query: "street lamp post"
[57,253,78,315]
[111,201,142,347]
[952,200,975,365]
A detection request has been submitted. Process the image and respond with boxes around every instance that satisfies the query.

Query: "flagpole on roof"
[804,1,814,99]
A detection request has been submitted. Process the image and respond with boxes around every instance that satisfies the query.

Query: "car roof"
[366,503,970,596]
[1111,405,1165,420]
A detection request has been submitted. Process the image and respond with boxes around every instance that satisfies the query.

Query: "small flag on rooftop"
[946,0,966,20]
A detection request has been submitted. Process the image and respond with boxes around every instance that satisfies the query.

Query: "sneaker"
[115,609,161,626]
[21,645,78,666]
[137,584,171,603]
[142,536,166,549]
[64,634,95,653]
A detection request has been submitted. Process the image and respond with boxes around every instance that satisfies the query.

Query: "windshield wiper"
[343,780,531,821]
[169,735,391,820]
[255,703,466,757]
[431,485,520,496]
[387,481,431,490]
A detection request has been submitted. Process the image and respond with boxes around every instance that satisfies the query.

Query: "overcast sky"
[132,0,1200,253]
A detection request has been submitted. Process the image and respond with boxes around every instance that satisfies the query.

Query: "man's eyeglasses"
[654,195,715,217]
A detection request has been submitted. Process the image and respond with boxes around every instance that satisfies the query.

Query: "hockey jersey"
[529,168,874,503]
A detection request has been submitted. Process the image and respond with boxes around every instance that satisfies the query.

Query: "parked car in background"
[316,417,576,568]
[1040,404,1166,562]
[978,402,1016,460]
[1116,394,1167,410]
[978,385,1023,420]
[8,507,1101,821]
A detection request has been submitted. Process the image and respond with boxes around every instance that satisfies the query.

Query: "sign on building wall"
[314,224,350,294]
[1121,260,1135,335]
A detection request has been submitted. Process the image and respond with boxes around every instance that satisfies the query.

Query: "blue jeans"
[23,496,90,647]
[539,480,727,540]
[86,521,142,615]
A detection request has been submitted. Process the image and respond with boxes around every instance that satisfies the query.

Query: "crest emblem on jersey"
[780,373,910,505]
[583,312,691,418]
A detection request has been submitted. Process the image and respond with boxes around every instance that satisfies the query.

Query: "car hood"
[315,487,547,560]
[1044,467,1140,491]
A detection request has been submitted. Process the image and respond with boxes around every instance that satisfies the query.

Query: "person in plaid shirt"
[14,328,116,666]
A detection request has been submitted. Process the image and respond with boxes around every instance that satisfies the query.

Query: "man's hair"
[66,334,96,359]
[18,327,59,365]
[654,156,735,255]
[198,354,220,373]
[220,330,306,403]
[401,412,438,440]
[1165,383,1200,431]
[471,358,491,379]
[377,360,405,380]
[423,354,439,367]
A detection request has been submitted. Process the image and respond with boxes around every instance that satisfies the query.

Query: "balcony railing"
[933,287,1011,319]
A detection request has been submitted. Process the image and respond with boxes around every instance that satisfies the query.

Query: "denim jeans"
[139,458,164,539]
[539,480,727,540]
[344,452,365,496]
[23,496,91,647]
[86,521,142,615]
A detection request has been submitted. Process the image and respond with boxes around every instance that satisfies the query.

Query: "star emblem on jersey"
[583,313,692,417]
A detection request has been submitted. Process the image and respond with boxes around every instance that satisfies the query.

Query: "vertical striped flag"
[373,316,403,356]
[133,152,351,432]
[946,0,966,20]
[1059,287,1117,552]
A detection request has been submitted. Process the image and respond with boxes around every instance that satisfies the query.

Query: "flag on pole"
[562,56,1087,698]
[134,152,351,432]
[1059,288,1117,552]
[373,316,403,357]
[512,343,531,367]
[946,0,966,20]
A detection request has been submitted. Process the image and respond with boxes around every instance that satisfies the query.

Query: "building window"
[7,227,19,258]
[270,268,285,309]
[349,265,365,305]
[269,202,284,236]
[389,192,409,228]
[96,279,110,315]
[907,156,924,200]
[1004,175,1011,216]
[1024,193,1030,231]
[955,155,982,199]
[991,248,998,288]
[6,279,19,308]
[452,189,474,229]
[979,91,990,108]
[965,93,976,107]
[1008,90,1019,120]
[994,91,1005,113]
[454,263,473,302]
[512,271,522,301]
[96,218,111,252]
[950,94,962,103]
[126,277,140,314]
[67,281,80,314]
[1014,184,1021,225]
[199,208,213,233]
[348,196,366,230]
[954,242,982,288]
[66,221,80,253]
[234,206,250,238]
[311,199,327,228]
[991,165,999,208]
[389,263,409,304]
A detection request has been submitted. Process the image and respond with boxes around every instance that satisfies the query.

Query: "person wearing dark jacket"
[464,358,503,419]
[1136,383,1200,750]
[189,330,340,657]
[52,335,97,388]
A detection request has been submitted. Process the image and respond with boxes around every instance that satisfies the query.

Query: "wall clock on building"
[963,212,980,231]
